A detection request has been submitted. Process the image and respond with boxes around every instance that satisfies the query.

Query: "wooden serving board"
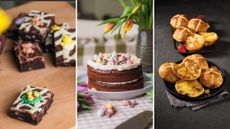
[0,2,75,129]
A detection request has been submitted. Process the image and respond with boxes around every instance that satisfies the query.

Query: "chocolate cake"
[87,52,144,91]
[9,85,54,125]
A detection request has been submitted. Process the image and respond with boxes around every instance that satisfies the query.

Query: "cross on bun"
[188,18,210,32]
[173,27,194,42]
[199,66,223,89]
[170,14,189,29]
[182,54,209,71]
[159,63,179,83]
[185,34,205,52]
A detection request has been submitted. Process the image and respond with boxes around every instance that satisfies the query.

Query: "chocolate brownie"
[17,10,55,50]
[53,23,76,66]
[9,85,54,125]
[45,24,62,52]
[14,40,45,72]
[0,35,6,54]
[87,52,144,91]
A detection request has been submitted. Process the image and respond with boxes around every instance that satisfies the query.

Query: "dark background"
[155,0,230,129]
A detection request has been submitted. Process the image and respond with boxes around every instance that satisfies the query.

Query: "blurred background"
[77,0,139,70]
[78,0,123,20]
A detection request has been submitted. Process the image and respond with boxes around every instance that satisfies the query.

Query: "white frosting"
[10,85,52,114]
[96,76,141,85]
[54,23,76,63]
[19,10,55,34]
[87,53,141,71]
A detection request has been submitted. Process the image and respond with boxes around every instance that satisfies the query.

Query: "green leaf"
[118,0,128,8]
[80,104,92,110]
[77,80,84,84]
[111,18,126,33]
[131,0,138,6]
[122,6,133,15]
[98,18,118,26]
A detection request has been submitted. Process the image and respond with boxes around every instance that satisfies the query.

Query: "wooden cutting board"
[0,2,75,129]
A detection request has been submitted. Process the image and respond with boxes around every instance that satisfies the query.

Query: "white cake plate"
[78,73,153,100]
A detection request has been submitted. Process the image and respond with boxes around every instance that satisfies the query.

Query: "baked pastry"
[159,63,179,83]
[9,85,54,125]
[53,23,76,66]
[185,34,205,52]
[87,52,143,91]
[175,80,204,98]
[173,59,202,80]
[188,18,210,32]
[14,40,45,72]
[199,66,223,89]
[170,14,189,29]
[173,27,194,42]
[182,54,209,71]
[200,32,218,46]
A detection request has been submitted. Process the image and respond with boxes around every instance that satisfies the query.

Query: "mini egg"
[97,108,106,117]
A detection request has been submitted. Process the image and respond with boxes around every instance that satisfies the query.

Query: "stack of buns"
[170,14,218,52]
[159,54,223,98]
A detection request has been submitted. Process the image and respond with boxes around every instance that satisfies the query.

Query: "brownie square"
[14,40,45,72]
[44,23,62,52]
[17,10,55,50]
[53,23,76,66]
[9,85,54,125]
[0,35,6,54]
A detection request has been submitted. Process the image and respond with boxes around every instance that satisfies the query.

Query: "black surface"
[155,0,230,129]
[162,61,225,101]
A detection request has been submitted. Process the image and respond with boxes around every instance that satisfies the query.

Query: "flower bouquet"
[77,82,94,112]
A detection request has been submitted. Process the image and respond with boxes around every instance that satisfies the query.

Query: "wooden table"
[0,2,75,129]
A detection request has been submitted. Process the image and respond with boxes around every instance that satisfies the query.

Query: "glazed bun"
[159,63,179,83]
[182,54,209,71]
[199,66,223,89]
[170,14,189,29]
[185,34,205,52]
[200,32,218,46]
[173,27,194,42]
[175,80,204,98]
[188,18,210,32]
[172,59,202,81]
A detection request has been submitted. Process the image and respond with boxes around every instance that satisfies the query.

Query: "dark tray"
[162,60,225,101]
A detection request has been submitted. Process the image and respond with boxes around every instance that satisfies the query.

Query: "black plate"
[162,60,225,101]
[171,27,216,56]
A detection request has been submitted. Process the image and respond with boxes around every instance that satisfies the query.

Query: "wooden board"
[0,2,75,129]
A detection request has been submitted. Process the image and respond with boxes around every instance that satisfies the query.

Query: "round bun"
[185,34,205,52]
[172,59,202,81]
[199,66,223,89]
[188,18,210,32]
[173,27,194,42]
[170,14,189,29]
[182,54,209,71]
[200,32,218,46]
[159,63,179,83]
[175,80,204,98]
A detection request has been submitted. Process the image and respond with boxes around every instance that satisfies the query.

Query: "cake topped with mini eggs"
[87,52,141,71]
